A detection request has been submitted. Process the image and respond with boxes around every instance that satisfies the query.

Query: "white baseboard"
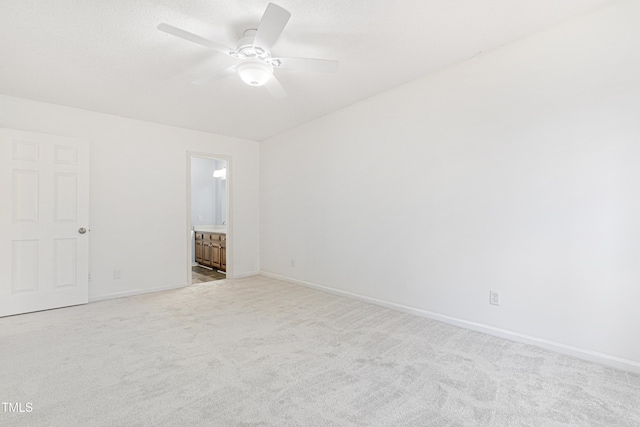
[88,270,261,302]
[230,271,260,279]
[89,283,187,303]
[260,271,640,374]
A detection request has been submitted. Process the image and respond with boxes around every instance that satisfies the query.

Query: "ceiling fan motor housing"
[231,29,281,67]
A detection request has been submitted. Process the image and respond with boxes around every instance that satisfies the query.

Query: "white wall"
[0,94,259,300]
[260,0,640,369]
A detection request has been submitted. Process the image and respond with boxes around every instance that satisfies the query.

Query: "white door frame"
[186,152,232,283]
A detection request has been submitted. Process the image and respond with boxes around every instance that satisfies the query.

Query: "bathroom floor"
[192,265,226,284]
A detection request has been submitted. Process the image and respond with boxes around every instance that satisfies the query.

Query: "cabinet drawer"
[208,233,221,241]
[195,233,204,240]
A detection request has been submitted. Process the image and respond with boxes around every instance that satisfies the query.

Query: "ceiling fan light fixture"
[237,60,273,86]
[159,3,338,99]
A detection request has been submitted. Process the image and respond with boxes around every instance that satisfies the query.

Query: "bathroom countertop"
[194,226,226,234]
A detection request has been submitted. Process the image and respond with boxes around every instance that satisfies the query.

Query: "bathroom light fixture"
[236,60,273,86]
[213,168,227,179]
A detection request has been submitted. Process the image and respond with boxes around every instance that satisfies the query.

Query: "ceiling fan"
[158,3,339,99]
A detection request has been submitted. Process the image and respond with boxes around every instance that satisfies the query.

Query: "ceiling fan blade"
[275,58,339,73]
[252,3,291,50]
[264,76,287,99]
[192,66,237,85]
[158,23,233,55]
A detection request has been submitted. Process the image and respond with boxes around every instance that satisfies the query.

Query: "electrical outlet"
[198,215,203,221]
[114,270,121,280]
[490,290,500,306]
[291,259,295,267]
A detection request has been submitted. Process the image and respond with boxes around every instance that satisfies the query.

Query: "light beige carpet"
[1,275,639,426]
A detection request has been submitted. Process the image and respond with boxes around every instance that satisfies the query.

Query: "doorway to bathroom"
[187,153,230,284]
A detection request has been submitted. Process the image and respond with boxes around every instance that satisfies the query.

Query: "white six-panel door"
[0,128,89,317]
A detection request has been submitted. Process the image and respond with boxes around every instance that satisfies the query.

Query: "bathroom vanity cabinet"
[195,232,226,271]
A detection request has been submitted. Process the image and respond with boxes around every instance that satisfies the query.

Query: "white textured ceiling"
[0,0,615,141]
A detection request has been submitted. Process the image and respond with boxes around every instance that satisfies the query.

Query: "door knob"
[78,228,87,234]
